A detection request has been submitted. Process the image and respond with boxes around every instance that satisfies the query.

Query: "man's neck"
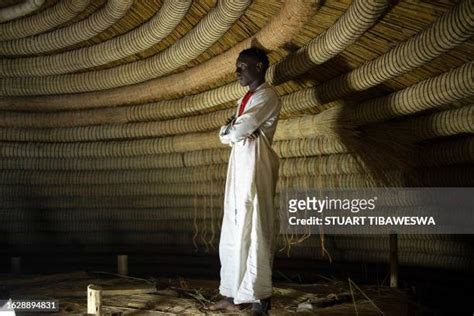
[248,78,265,92]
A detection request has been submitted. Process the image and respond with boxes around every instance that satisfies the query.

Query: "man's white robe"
[218,82,281,304]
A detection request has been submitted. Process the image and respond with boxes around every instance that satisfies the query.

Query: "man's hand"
[225,114,236,125]
[247,128,260,140]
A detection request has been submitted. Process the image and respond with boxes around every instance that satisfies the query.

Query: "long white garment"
[218,82,281,304]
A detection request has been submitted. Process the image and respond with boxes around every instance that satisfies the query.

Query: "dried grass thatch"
[0,0,90,41]
[0,0,45,23]
[0,0,134,55]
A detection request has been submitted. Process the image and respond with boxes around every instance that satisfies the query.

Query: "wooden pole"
[117,255,128,276]
[87,284,103,315]
[11,257,21,275]
[389,232,398,288]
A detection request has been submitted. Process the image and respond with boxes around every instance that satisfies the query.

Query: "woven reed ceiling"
[0,0,473,271]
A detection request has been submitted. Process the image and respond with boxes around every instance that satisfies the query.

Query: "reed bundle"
[1,142,471,184]
[0,0,134,55]
[0,0,45,23]
[0,0,90,41]
[0,165,471,197]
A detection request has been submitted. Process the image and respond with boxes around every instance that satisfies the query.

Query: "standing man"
[209,47,281,315]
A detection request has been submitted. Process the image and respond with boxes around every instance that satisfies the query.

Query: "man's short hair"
[238,47,270,72]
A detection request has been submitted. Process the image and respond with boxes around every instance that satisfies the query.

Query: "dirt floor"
[0,270,426,315]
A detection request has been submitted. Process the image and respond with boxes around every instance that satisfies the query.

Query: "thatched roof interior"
[0,0,472,278]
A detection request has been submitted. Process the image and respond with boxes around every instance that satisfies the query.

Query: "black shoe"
[251,297,271,315]
[207,297,240,311]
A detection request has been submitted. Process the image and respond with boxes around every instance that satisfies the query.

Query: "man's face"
[235,56,263,86]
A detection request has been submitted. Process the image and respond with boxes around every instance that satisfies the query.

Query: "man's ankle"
[251,297,271,313]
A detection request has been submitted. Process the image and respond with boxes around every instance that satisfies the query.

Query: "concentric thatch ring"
[0,196,217,209]
[0,0,45,23]
[1,146,470,184]
[387,105,474,141]
[349,62,473,124]
[0,149,231,170]
[0,0,90,41]
[3,208,223,221]
[2,183,473,210]
[0,0,251,94]
[0,0,134,56]
[0,166,471,197]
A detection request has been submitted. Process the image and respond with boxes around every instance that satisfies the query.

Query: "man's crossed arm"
[219,91,277,145]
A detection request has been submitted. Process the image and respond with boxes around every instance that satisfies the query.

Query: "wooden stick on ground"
[117,255,128,276]
[87,284,103,315]
[390,232,399,288]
